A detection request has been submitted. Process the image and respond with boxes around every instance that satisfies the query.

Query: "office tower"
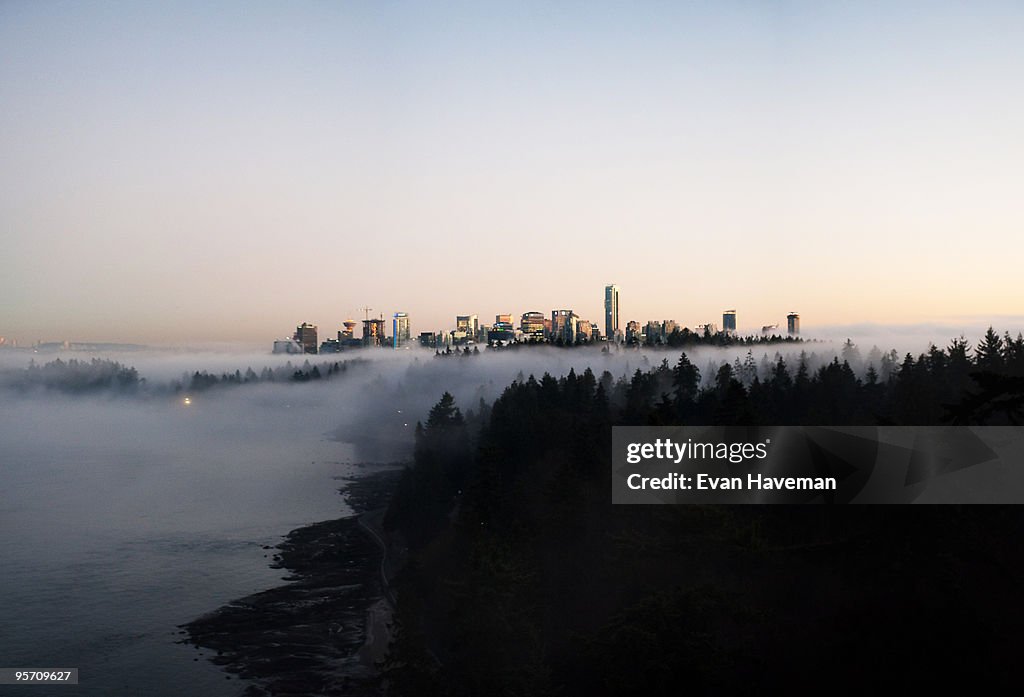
[520,311,546,340]
[393,312,411,348]
[577,320,594,341]
[552,309,578,344]
[293,322,318,354]
[362,318,386,347]
[625,320,641,344]
[490,314,515,343]
[456,314,479,340]
[787,313,800,336]
[723,310,737,334]
[644,320,663,344]
[605,284,620,342]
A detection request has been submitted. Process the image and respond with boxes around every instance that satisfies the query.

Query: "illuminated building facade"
[393,312,411,348]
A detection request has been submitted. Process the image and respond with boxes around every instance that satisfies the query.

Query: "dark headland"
[181,467,403,697]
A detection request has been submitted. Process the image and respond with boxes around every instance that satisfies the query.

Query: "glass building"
[393,312,411,348]
[604,284,620,342]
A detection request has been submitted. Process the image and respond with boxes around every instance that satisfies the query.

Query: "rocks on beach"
[182,468,403,697]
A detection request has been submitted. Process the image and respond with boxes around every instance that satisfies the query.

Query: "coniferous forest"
[382,329,1024,695]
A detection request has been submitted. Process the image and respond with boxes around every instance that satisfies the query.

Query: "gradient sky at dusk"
[2,1,1022,344]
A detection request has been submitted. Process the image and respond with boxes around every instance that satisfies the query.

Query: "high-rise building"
[723,310,737,334]
[787,313,800,336]
[393,312,411,348]
[625,320,642,344]
[644,320,663,344]
[552,309,578,344]
[520,311,546,340]
[577,320,594,342]
[456,314,479,340]
[495,314,512,325]
[293,323,318,354]
[362,318,386,347]
[489,320,515,344]
[605,284,620,342]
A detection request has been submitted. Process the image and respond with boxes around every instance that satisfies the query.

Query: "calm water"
[0,388,363,696]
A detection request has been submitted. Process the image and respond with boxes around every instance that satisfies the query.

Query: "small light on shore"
[183,396,192,406]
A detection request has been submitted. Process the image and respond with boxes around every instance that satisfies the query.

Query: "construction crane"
[359,306,373,321]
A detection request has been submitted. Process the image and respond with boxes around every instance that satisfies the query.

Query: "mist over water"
[0,385,359,697]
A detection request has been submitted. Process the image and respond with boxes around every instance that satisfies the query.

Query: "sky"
[1,1,1022,345]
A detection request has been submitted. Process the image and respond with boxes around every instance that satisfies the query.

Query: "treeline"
[0,357,364,395]
[173,359,360,392]
[658,327,804,349]
[433,346,481,357]
[622,329,1023,427]
[0,358,143,394]
[381,328,1024,695]
[487,329,804,350]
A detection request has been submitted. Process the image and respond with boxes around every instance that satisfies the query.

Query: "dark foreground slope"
[382,341,1024,696]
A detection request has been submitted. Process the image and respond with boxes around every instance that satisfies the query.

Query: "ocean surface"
[0,388,363,697]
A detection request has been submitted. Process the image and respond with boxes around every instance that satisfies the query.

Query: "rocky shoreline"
[181,467,404,697]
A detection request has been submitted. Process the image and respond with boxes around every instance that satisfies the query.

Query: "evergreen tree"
[672,352,700,408]
[976,327,1005,372]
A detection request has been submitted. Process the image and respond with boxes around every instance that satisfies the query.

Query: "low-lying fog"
[4,327,1019,477]
[3,322,1021,411]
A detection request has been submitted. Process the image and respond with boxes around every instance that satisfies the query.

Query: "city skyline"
[3,2,1023,345]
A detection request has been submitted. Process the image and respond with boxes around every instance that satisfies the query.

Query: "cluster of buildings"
[271,285,801,354]
[272,315,407,354]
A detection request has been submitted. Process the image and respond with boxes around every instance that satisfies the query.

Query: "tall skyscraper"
[293,322,318,354]
[787,312,800,336]
[393,312,411,348]
[605,284,620,342]
[723,310,737,334]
